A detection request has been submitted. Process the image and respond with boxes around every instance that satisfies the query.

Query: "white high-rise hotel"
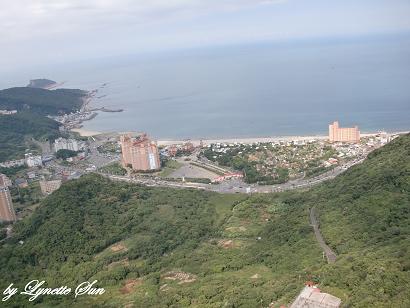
[329,121,360,143]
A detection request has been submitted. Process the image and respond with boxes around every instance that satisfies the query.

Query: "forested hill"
[0,85,86,161]
[0,87,86,115]
[304,133,410,306]
[0,134,408,307]
[0,112,61,161]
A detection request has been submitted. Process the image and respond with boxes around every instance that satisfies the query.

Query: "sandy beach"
[70,127,408,145]
[71,128,104,137]
[157,135,329,146]
[70,128,328,143]
[159,131,408,146]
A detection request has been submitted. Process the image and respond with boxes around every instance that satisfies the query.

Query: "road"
[49,138,367,195]
[103,154,366,194]
[49,135,368,195]
[310,207,337,263]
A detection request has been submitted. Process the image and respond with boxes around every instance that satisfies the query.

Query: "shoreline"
[68,83,409,144]
[70,128,409,145]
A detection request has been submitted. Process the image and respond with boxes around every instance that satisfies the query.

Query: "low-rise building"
[54,137,80,152]
[0,174,12,187]
[39,180,62,195]
[0,109,17,115]
[0,159,25,168]
[25,154,42,167]
[212,172,244,183]
[15,178,28,188]
[27,171,36,179]
[167,145,178,157]
[182,142,195,153]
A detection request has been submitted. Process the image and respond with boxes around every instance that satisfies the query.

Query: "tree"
[56,149,78,160]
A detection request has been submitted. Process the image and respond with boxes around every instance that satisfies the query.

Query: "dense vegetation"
[0,134,408,307]
[0,85,86,161]
[56,149,78,160]
[0,112,61,161]
[0,87,85,115]
[98,162,127,176]
[202,142,337,184]
[0,165,26,177]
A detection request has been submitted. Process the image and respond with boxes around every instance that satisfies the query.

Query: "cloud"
[1,0,409,71]
[0,0,285,41]
[0,0,290,69]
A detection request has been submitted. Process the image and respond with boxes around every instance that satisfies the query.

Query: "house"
[15,178,29,188]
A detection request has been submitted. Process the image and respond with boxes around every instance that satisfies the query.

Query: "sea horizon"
[3,34,410,140]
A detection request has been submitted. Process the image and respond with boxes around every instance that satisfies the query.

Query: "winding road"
[103,155,366,194]
[310,207,337,263]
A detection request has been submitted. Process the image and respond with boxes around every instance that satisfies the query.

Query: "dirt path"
[310,207,337,263]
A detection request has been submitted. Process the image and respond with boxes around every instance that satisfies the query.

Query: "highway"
[102,155,367,194]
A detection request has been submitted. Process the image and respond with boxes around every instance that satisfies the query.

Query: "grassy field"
[98,162,127,176]
[158,159,184,177]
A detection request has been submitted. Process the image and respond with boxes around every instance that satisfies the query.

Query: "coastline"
[156,131,408,146]
[69,128,409,145]
[71,128,104,137]
[67,83,409,144]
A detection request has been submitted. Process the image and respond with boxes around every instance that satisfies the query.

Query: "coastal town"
[2,1,409,306]
[0,116,402,223]
[0,115,404,307]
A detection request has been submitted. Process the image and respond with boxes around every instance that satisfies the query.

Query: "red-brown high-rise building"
[0,186,16,222]
[329,121,360,143]
[0,174,12,187]
[120,133,161,171]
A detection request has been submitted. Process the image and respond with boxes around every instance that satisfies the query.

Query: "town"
[0,120,402,225]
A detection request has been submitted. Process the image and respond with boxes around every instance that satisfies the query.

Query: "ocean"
[3,35,410,139]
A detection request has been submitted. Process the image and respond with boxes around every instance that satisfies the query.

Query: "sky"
[1,0,410,71]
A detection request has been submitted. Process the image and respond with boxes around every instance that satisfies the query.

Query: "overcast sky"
[1,0,410,70]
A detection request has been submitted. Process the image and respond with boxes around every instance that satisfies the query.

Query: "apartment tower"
[120,133,161,171]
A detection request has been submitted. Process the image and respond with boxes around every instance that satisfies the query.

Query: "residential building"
[54,137,79,152]
[0,186,16,222]
[212,172,244,183]
[39,180,62,195]
[0,159,25,168]
[15,178,28,188]
[0,109,17,115]
[167,145,178,157]
[25,154,43,167]
[0,174,12,187]
[329,121,360,143]
[27,171,36,179]
[182,142,195,153]
[120,133,161,171]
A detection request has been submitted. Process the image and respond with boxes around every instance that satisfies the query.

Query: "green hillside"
[0,87,85,115]
[0,86,86,161]
[0,112,62,161]
[0,134,409,307]
[312,134,410,306]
